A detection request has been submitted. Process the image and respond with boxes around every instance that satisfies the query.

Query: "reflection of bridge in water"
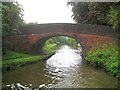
[7,23,118,58]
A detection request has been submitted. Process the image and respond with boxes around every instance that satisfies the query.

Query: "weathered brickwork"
[6,23,119,57]
[6,32,118,58]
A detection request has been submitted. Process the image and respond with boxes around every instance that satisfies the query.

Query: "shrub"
[85,43,119,79]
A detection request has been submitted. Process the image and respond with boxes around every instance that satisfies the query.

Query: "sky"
[16,0,75,24]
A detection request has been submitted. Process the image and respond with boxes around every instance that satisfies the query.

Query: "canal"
[2,45,118,89]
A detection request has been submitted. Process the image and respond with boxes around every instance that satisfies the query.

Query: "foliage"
[2,2,24,53]
[43,36,78,54]
[48,36,68,45]
[2,2,24,35]
[85,43,119,79]
[43,43,57,54]
[69,2,89,23]
[66,37,78,48]
[68,2,119,26]
[48,36,77,47]
[108,5,120,30]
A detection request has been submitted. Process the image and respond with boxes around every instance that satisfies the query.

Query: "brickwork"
[7,32,118,57]
[6,23,118,57]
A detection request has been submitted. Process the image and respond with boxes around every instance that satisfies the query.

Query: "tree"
[2,2,24,36]
[70,2,89,23]
[2,2,24,53]
[68,2,119,26]
[108,5,120,30]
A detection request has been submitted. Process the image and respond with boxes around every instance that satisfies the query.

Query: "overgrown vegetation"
[85,43,119,79]
[108,5,120,30]
[43,43,57,54]
[43,36,78,54]
[2,51,49,72]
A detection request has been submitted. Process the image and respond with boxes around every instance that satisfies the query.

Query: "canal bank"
[2,45,119,89]
[2,51,55,72]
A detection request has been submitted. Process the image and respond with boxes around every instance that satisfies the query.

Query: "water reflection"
[46,45,82,70]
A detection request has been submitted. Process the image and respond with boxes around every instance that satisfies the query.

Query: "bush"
[85,43,119,79]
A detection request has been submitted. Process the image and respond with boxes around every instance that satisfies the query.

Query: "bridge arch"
[31,33,86,57]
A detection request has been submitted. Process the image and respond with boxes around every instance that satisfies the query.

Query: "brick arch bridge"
[7,23,118,58]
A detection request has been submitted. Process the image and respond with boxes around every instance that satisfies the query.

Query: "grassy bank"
[2,51,52,72]
[2,51,30,60]
[85,43,119,79]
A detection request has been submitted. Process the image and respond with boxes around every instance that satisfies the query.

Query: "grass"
[2,56,45,65]
[2,51,49,72]
[2,51,30,60]
[85,43,120,79]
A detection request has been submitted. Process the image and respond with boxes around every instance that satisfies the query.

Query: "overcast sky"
[16,0,75,24]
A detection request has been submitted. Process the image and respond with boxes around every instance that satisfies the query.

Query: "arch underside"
[31,32,118,59]
[31,33,86,57]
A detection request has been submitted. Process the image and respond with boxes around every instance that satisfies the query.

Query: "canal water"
[2,45,119,89]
